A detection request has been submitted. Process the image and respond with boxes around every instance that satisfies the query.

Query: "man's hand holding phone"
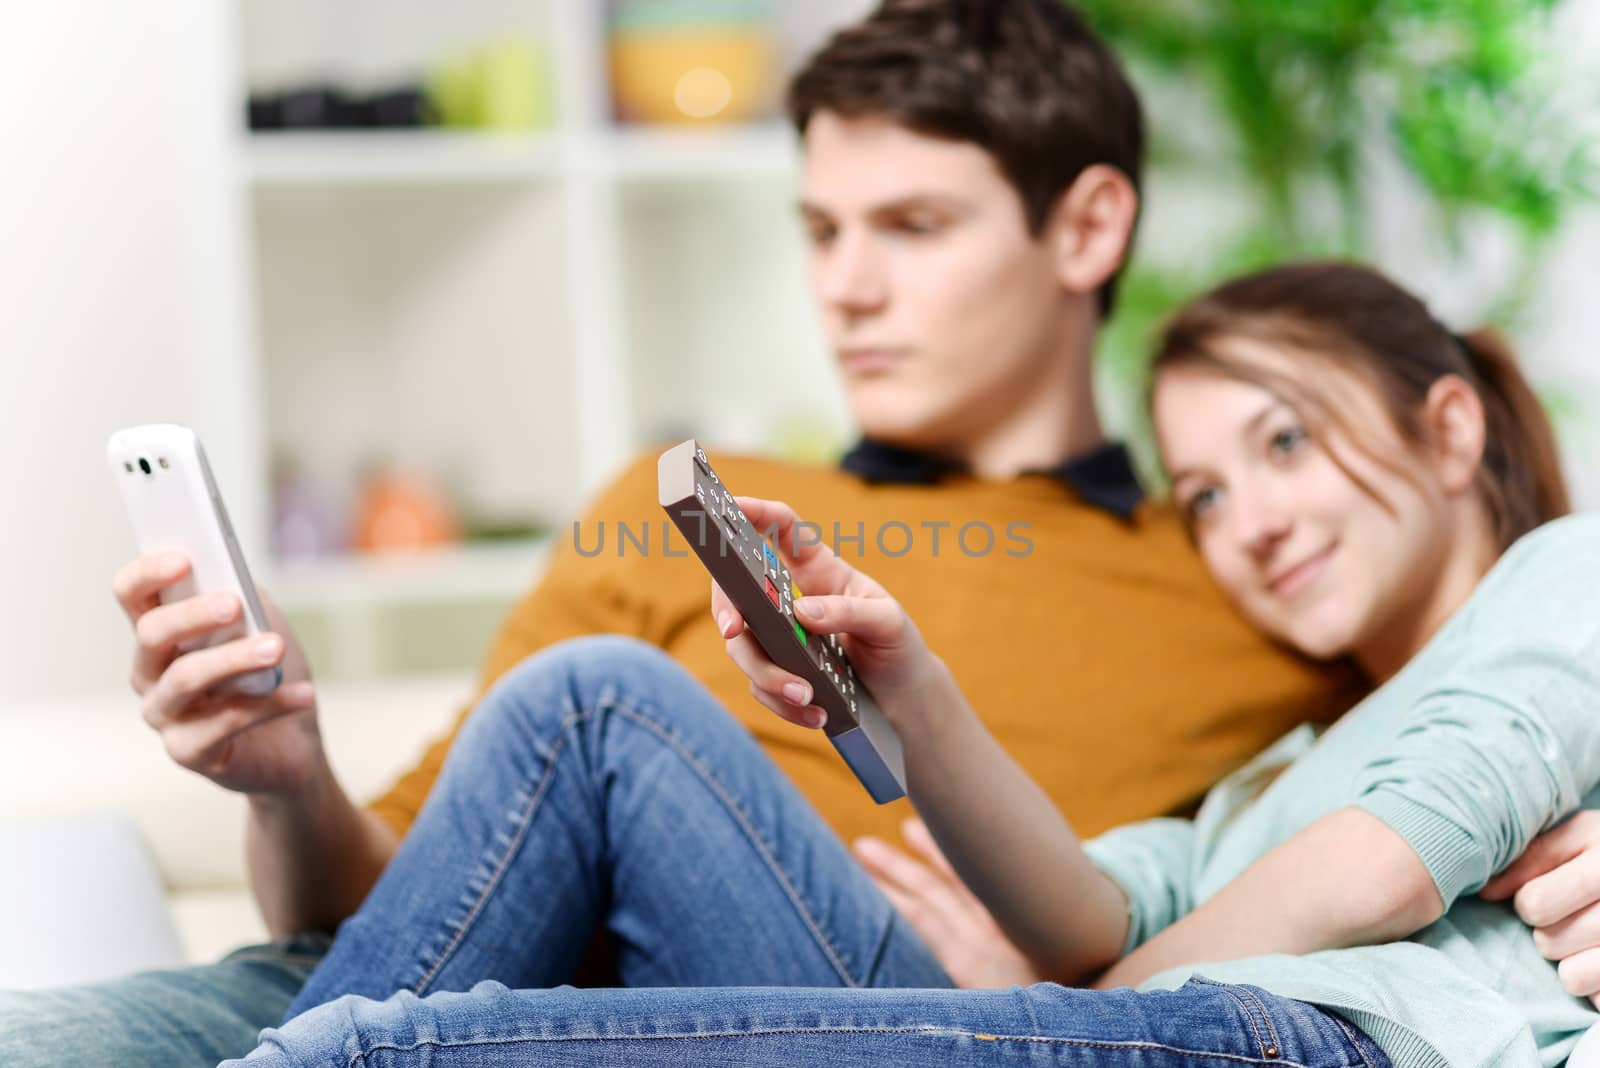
[114,550,322,796]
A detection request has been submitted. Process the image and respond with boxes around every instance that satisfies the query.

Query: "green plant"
[1073,0,1595,475]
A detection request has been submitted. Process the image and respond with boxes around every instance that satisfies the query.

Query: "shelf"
[267,536,555,609]
[242,130,567,186]
[240,124,799,187]
[592,123,798,182]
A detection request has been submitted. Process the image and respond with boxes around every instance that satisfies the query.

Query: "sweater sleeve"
[366,449,680,838]
[1082,818,1198,954]
[1352,515,1600,911]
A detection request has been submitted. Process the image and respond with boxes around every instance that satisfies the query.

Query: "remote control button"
[764,576,780,609]
[792,619,808,647]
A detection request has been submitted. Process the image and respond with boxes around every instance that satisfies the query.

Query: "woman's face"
[1152,340,1458,662]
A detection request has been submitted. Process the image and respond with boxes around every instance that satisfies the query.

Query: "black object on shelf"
[248,85,436,131]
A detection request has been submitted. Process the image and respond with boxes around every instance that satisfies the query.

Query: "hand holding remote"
[659,440,909,801]
[711,495,944,729]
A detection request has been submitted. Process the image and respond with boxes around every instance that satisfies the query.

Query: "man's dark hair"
[788,0,1145,317]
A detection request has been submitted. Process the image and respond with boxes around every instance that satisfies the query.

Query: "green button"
[792,619,807,646]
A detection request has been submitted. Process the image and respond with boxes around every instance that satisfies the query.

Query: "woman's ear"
[1420,375,1487,495]
[1046,165,1139,310]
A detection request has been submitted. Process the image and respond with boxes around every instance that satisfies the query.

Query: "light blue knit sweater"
[1085,513,1600,1068]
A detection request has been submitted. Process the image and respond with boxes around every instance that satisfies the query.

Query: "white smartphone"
[106,424,282,697]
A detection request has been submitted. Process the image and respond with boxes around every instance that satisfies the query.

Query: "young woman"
[225,262,1595,1068]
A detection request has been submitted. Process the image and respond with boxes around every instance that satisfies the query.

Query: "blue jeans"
[233,636,1387,1068]
[0,936,326,1068]
[285,634,950,1013]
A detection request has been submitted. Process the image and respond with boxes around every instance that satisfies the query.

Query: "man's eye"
[893,217,942,236]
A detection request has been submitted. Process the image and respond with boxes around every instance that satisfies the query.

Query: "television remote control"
[658,439,907,803]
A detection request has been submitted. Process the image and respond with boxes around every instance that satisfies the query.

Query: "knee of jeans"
[461,635,683,755]
[262,986,517,1066]
[261,990,444,1066]
[249,994,371,1066]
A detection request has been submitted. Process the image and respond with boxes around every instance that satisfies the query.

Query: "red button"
[764,576,780,608]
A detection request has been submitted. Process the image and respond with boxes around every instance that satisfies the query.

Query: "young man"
[15,0,1585,1064]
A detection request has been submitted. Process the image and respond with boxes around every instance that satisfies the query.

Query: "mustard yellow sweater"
[370,448,1360,846]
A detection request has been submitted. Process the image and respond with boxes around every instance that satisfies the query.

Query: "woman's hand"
[1483,811,1600,1006]
[711,496,944,730]
[855,819,1042,989]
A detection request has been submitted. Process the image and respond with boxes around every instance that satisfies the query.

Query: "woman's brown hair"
[1151,261,1569,549]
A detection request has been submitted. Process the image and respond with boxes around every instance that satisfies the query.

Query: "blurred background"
[0,0,1596,977]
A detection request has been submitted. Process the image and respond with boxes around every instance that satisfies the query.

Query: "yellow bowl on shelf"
[609,28,776,126]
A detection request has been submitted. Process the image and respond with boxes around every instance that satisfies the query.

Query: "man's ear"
[1046,164,1139,306]
[1420,374,1488,496]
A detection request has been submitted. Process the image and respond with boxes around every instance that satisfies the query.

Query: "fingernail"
[717,612,734,636]
[286,681,315,702]
[215,596,236,622]
[795,599,821,620]
[162,552,186,577]
[806,708,828,730]
[783,681,812,705]
[255,636,281,661]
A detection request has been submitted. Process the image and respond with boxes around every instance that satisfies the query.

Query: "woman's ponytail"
[1455,327,1571,547]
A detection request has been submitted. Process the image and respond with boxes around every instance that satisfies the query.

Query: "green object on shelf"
[461,521,550,544]
[771,414,844,465]
[427,34,554,131]
[611,0,771,31]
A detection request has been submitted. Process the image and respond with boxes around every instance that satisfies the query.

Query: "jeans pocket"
[1186,975,1391,1068]
[1185,975,1287,1059]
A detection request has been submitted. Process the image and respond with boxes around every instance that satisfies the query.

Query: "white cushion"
[0,673,473,966]
[0,815,183,989]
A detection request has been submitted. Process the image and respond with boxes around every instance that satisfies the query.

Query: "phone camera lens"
[138,458,152,475]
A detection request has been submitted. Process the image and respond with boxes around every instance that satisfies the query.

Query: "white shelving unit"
[242,125,798,186]
[229,0,861,681]
[243,130,568,186]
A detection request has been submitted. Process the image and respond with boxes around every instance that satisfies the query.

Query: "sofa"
[0,673,471,989]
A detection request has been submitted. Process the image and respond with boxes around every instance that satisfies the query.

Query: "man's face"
[799,112,1077,450]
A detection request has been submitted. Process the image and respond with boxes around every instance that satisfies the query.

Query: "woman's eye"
[1185,486,1221,522]
[1269,426,1307,456]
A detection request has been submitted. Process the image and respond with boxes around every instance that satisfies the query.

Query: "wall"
[0,0,256,704]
